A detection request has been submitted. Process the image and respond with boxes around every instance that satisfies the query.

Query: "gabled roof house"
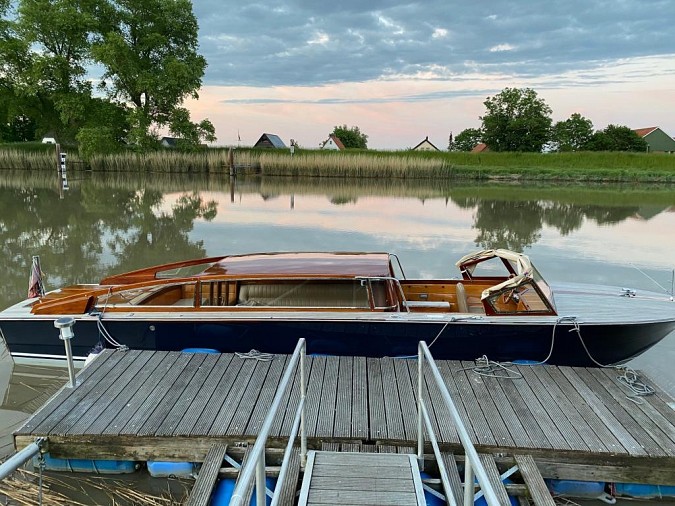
[412,136,440,152]
[471,143,489,153]
[321,134,345,150]
[254,133,286,149]
[633,127,675,153]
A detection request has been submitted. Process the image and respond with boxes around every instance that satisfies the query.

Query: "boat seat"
[406,300,451,312]
[237,282,371,308]
[455,282,484,314]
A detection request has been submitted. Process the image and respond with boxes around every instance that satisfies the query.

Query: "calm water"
[1,170,674,502]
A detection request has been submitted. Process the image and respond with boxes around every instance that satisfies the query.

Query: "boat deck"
[13,348,675,485]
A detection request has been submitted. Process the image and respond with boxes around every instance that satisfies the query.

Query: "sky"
[186,0,675,150]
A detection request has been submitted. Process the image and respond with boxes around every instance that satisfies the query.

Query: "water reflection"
[0,171,673,311]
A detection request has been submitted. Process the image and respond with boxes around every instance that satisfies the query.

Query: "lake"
[1,170,674,502]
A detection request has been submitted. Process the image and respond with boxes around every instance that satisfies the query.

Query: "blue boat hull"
[2,315,672,366]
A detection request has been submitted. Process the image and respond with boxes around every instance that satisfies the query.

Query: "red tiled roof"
[633,127,658,138]
[329,134,345,150]
[471,143,489,153]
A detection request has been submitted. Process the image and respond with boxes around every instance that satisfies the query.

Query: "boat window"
[156,264,213,279]
[200,281,235,306]
[96,283,197,307]
[483,280,554,315]
[236,279,375,308]
[463,256,513,279]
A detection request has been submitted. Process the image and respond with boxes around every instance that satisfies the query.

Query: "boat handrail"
[355,275,410,312]
[389,253,406,280]
[417,341,502,506]
[229,338,307,506]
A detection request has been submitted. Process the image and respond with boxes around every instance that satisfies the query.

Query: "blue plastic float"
[35,454,138,474]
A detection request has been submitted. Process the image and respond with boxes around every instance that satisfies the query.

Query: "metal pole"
[300,340,307,467]
[255,453,266,506]
[0,439,44,480]
[463,459,474,506]
[54,317,76,388]
[417,341,424,469]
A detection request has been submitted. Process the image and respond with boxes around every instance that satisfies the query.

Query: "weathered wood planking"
[298,451,425,506]
[13,349,675,485]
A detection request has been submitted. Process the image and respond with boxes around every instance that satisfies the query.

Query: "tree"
[551,113,594,152]
[480,87,552,152]
[585,124,648,152]
[168,107,216,149]
[91,0,209,147]
[331,125,368,149]
[452,128,482,151]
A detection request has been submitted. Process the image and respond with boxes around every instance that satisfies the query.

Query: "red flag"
[28,256,44,298]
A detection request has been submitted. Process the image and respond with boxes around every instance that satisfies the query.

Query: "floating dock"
[12,348,675,502]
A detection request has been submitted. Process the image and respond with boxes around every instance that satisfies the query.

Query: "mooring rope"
[235,349,274,361]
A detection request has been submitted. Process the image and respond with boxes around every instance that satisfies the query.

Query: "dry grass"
[0,468,189,505]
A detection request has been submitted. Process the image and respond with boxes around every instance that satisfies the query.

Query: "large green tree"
[452,128,482,151]
[551,113,594,152]
[480,87,552,152]
[91,0,213,148]
[331,125,368,149]
[586,124,648,152]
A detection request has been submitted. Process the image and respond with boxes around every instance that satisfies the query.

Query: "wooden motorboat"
[1,249,674,366]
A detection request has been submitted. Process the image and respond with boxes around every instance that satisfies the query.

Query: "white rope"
[457,355,522,379]
[235,349,274,361]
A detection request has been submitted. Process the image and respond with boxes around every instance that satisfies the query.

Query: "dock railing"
[229,338,307,506]
[417,340,501,506]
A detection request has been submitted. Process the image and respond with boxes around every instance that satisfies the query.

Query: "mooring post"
[228,147,234,177]
[54,317,77,388]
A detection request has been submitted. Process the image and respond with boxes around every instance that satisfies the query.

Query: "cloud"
[193,0,674,87]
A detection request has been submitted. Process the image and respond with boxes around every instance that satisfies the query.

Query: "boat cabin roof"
[201,252,394,278]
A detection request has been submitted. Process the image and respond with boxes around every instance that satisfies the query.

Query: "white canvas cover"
[455,249,534,300]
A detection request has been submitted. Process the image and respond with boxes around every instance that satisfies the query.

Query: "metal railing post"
[417,341,424,470]
[54,317,76,388]
[300,341,307,467]
[256,453,266,506]
[463,459,474,506]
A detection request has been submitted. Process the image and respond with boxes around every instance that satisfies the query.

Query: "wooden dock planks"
[13,349,675,485]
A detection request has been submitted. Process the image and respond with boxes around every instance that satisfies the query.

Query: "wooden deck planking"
[334,356,353,438]
[575,367,675,455]
[13,349,675,483]
[58,350,155,436]
[478,371,537,449]
[539,365,621,453]
[351,356,369,439]
[459,361,515,447]
[315,356,339,438]
[208,358,261,436]
[184,443,227,506]
[241,355,288,436]
[299,451,424,506]
[366,357,387,441]
[155,353,221,437]
[516,365,585,451]
[187,354,244,436]
[393,359,419,442]
[514,454,556,506]
[380,358,406,441]
[173,353,235,436]
[558,367,648,456]
[595,367,675,448]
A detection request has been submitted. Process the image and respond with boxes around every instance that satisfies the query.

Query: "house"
[633,127,675,153]
[471,143,489,153]
[411,136,439,152]
[41,132,57,144]
[321,134,345,150]
[160,137,179,148]
[253,133,286,149]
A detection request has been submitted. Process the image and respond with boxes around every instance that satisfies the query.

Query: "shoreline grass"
[1,145,674,182]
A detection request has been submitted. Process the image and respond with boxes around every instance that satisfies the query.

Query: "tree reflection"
[0,185,216,308]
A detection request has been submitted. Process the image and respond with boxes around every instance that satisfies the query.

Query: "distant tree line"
[0,0,214,156]
[449,87,648,153]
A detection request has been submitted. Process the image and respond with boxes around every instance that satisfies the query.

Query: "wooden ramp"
[13,349,675,486]
[298,451,425,506]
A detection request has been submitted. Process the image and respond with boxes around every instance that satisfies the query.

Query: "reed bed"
[256,151,450,178]
[0,149,81,171]
[87,150,232,173]
[0,468,189,505]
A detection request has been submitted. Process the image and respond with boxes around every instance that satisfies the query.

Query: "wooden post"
[55,143,61,172]
[228,147,234,177]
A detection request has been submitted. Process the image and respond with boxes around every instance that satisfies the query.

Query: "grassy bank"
[1,145,674,181]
